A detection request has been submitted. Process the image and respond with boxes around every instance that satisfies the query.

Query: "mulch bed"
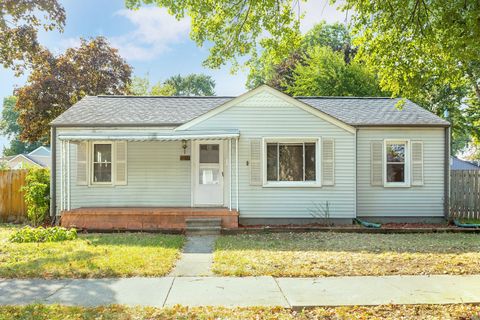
[223,221,479,234]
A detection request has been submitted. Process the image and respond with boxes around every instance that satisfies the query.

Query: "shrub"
[9,226,77,243]
[21,167,50,226]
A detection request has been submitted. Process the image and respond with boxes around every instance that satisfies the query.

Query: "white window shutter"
[250,139,262,186]
[115,141,128,185]
[76,142,88,185]
[371,141,383,186]
[411,141,424,186]
[322,138,334,186]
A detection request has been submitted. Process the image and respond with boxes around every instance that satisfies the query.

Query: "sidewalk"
[1,275,480,308]
[168,236,216,277]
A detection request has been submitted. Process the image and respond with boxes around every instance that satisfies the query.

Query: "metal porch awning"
[57,130,240,141]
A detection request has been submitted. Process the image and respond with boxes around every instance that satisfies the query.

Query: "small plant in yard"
[309,201,332,226]
[9,226,77,243]
[0,161,8,170]
[20,167,50,226]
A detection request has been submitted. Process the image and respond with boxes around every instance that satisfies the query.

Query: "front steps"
[186,218,222,235]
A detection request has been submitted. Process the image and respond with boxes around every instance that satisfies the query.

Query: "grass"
[214,232,480,277]
[0,225,184,278]
[0,304,479,319]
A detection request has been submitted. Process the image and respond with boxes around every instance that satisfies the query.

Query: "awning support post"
[229,138,232,211]
[235,137,239,211]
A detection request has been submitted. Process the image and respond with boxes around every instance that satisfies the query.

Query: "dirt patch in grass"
[1,304,479,319]
[0,225,185,278]
[214,232,480,277]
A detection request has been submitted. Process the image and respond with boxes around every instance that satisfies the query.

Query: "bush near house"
[21,167,50,226]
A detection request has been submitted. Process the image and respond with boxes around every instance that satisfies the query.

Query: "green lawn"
[1,304,479,319]
[214,232,480,277]
[0,225,184,278]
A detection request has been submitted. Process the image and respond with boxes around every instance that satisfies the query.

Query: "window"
[92,143,112,184]
[265,140,318,186]
[384,140,409,186]
[199,144,220,185]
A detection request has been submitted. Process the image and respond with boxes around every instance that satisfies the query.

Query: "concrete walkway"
[1,275,480,307]
[169,236,216,277]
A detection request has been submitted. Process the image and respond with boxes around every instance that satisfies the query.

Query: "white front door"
[193,141,224,206]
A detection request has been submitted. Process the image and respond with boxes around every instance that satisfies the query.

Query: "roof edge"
[354,123,450,128]
[51,123,182,128]
[96,95,236,99]
[296,96,395,100]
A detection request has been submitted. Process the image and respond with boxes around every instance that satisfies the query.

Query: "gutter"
[50,126,57,220]
[353,124,450,128]
[50,123,183,128]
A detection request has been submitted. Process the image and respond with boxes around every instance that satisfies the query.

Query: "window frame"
[262,137,321,187]
[90,141,115,186]
[383,139,410,188]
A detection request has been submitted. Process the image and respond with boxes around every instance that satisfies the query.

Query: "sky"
[0,0,346,154]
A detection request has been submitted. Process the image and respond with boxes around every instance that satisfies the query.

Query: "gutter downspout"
[444,126,451,220]
[236,137,239,211]
[50,126,57,223]
[354,128,358,219]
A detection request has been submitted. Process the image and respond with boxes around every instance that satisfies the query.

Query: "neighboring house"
[451,156,480,170]
[5,146,51,169]
[50,85,450,229]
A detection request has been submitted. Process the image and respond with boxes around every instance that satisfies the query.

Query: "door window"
[199,144,220,185]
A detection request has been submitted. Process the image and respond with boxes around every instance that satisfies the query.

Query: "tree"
[409,82,479,155]
[125,0,302,69]
[129,74,215,96]
[345,0,480,103]
[303,22,353,57]
[0,96,42,156]
[0,0,66,74]
[16,37,132,143]
[128,75,151,95]
[341,0,480,153]
[247,22,356,90]
[162,74,215,96]
[286,46,383,97]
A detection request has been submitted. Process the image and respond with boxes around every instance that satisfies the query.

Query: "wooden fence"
[0,170,28,222]
[450,170,480,220]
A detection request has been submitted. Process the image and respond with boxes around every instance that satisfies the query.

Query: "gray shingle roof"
[299,97,449,126]
[51,94,449,127]
[51,96,233,126]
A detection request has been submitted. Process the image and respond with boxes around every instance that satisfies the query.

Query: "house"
[4,146,51,169]
[451,156,480,171]
[50,85,450,230]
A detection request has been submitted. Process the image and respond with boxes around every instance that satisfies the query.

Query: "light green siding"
[188,91,356,218]
[357,128,445,217]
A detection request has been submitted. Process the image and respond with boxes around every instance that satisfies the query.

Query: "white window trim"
[383,139,410,188]
[262,137,321,188]
[90,141,115,186]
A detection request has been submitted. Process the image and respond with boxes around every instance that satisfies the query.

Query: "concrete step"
[185,218,222,228]
[185,226,221,236]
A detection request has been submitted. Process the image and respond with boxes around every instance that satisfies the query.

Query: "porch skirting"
[60,207,239,231]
